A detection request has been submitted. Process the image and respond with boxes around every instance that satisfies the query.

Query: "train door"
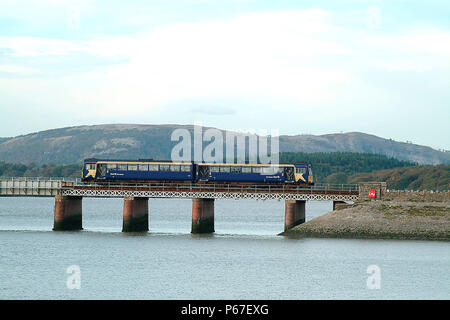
[96,163,107,179]
[198,165,210,180]
[308,165,314,184]
[284,167,295,182]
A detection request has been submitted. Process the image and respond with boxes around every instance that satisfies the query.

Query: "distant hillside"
[0,124,448,165]
[279,132,449,165]
[349,165,450,191]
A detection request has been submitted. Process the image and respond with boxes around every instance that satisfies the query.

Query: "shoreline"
[280,198,450,241]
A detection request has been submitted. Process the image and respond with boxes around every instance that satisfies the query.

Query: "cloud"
[366,5,381,30]
[0,8,449,148]
[0,64,39,74]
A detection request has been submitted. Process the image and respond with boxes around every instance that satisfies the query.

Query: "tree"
[325,172,348,185]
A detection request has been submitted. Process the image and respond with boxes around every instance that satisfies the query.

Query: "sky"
[0,0,449,150]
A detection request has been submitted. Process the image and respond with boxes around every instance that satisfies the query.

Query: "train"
[81,158,314,185]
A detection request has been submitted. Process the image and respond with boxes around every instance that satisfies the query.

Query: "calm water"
[0,197,449,299]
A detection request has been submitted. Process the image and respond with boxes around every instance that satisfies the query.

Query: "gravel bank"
[280,200,450,241]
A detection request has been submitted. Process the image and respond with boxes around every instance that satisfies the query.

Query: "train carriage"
[82,158,314,185]
[82,159,194,183]
[196,163,313,185]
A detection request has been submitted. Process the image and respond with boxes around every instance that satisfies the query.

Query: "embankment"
[281,191,450,241]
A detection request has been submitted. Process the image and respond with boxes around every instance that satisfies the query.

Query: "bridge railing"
[65,181,359,193]
[311,183,359,192]
[0,177,359,194]
[0,177,69,196]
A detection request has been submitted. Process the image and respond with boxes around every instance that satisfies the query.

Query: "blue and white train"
[82,158,314,185]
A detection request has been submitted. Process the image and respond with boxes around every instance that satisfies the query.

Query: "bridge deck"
[0,178,359,201]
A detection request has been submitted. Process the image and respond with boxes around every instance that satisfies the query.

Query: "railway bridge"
[0,177,379,234]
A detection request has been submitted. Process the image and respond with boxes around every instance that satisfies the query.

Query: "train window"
[211,166,220,172]
[138,164,149,171]
[274,166,284,174]
[180,165,191,172]
[262,167,274,174]
[117,164,127,171]
[170,165,180,172]
[219,166,230,173]
[231,166,242,173]
[148,164,159,171]
[86,164,96,170]
[252,167,262,174]
[128,164,138,171]
[296,167,306,174]
[160,165,170,171]
[242,167,252,173]
[107,163,117,171]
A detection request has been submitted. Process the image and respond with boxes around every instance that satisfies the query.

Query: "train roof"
[83,158,311,166]
[84,158,158,162]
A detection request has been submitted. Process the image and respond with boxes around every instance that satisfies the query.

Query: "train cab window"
[211,166,220,173]
[170,165,180,172]
[231,166,242,173]
[242,167,252,173]
[285,167,294,180]
[128,164,138,171]
[86,164,96,170]
[252,167,262,174]
[138,164,149,171]
[219,166,230,173]
[160,165,170,171]
[118,164,127,171]
[107,163,117,171]
[296,167,306,174]
[148,164,159,171]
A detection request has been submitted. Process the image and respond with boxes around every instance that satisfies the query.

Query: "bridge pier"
[53,195,83,231]
[122,196,149,232]
[191,198,215,234]
[284,200,305,231]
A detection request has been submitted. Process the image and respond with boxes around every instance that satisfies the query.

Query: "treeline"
[0,162,81,178]
[280,152,415,183]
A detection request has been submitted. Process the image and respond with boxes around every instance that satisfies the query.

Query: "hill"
[279,132,449,165]
[0,124,448,165]
[348,165,450,191]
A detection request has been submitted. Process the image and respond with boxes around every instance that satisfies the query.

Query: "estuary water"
[0,197,449,299]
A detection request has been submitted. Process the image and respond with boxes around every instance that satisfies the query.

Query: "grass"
[379,204,402,216]
[407,206,449,217]
[378,203,449,217]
